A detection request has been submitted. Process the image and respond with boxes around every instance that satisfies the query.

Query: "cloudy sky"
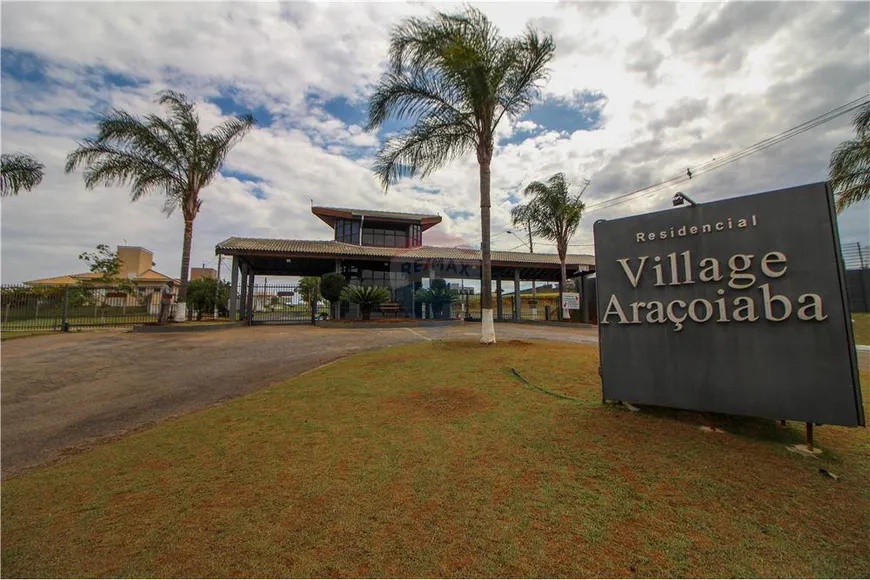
[2,1,868,284]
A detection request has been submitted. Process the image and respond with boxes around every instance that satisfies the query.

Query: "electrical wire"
[583,94,870,215]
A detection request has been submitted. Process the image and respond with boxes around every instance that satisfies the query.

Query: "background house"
[26,246,179,313]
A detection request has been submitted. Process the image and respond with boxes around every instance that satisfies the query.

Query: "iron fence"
[247,283,324,324]
[842,242,868,271]
[1,284,160,332]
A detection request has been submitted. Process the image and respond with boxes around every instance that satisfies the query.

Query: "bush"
[320,273,346,302]
[298,277,320,305]
[339,285,390,320]
[186,277,230,320]
[415,279,459,319]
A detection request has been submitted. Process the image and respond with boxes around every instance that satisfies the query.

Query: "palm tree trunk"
[559,258,568,321]
[479,159,496,344]
[178,217,194,305]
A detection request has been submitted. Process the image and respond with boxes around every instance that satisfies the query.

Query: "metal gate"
[1,284,158,332]
[248,283,322,324]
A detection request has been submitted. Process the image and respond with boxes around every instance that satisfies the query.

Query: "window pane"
[362,232,373,245]
[374,234,385,246]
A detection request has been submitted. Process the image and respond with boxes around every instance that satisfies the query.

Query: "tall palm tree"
[511,173,588,320]
[65,90,255,307]
[830,101,870,213]
[1,152,44,196]
[366,6,555,344]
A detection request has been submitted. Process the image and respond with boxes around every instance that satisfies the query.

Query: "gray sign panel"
[593,182,864,426]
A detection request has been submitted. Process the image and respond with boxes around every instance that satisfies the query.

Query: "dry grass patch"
[2,340,868,578]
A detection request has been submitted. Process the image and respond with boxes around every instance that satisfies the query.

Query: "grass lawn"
[852,312,870,345]
[2,341,868,578]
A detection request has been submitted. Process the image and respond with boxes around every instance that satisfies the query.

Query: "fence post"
[62,287,70,331]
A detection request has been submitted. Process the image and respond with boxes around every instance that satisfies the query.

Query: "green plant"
[186,277,229,320]
[320,272,347,318]
[298,277,321,306]
[511,173,588,320]
[829,101,870,212]
[78,244,137,296]
[1,152,44,197]
[339,285,390,320]
[366,6,555,343]
[415,279,459,319]
[320,273,346,302]
[65,90,255,303]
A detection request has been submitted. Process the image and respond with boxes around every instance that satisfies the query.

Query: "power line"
[584,94,870,215]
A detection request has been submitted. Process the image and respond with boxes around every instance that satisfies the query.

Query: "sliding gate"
[248,283,322,325]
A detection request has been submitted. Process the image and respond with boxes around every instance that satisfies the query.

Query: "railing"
[842,242,868,271]
[247,283,323,324]
[1,284,159,332]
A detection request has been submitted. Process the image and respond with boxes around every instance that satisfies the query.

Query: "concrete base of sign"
[787,444,823,457]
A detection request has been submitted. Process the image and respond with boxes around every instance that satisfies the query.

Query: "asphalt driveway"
[2,321,862,477]
[1,325,426,477]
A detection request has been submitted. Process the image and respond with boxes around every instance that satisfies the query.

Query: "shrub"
[339,285,390,320]
[415,279,459,319]
[320,273,346,302]
[186,277,229,320]
[298,276,321,305]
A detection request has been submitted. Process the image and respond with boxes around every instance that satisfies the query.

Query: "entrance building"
[216,206,595,322]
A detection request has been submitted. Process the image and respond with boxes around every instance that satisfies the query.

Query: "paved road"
[1,322,863,477]
[0,323,599,477]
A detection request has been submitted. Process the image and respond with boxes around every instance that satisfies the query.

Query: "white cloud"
[1,1,868,284]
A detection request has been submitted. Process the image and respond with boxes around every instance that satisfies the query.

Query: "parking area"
[0,323,598,476]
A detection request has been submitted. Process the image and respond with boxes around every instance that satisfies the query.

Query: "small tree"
[415,279,459,319]
[511,173,588,320]
[186,277,229,320]
[340,285,390,320]
[78,244,137,298]
[320,272,347,319]
[298,276,321,323]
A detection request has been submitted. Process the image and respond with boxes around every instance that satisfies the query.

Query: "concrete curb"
[493,319,598,330]
[131,321,245,333]
[315,319,463,329]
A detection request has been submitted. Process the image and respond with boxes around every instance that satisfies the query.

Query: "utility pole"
[527,221,537,319]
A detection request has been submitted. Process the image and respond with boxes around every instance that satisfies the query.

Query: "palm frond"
[829,136,870,212]
[369,5,555,190]
[372,115,476,189]
[493,27,555,130]
[852,101,870,138]
[0,152,44,196]
[366,71,471,132]
[66,141,183,201]
[201,113,256,187]
[516,173,587,258]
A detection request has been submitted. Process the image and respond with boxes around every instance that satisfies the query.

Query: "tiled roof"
[26,270,178,286]
[312,206,441,221]
[215,237,595,267]
[133,269,176,282]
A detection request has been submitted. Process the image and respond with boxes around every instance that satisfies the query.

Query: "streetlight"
[672,191,698,207]
[505,229,532,251]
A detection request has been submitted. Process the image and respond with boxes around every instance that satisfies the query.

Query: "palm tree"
[1,152,44,196]
[366,6,555,344]
[511,173,588,320]
[65,90,255,309]
[829,101,870,213]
